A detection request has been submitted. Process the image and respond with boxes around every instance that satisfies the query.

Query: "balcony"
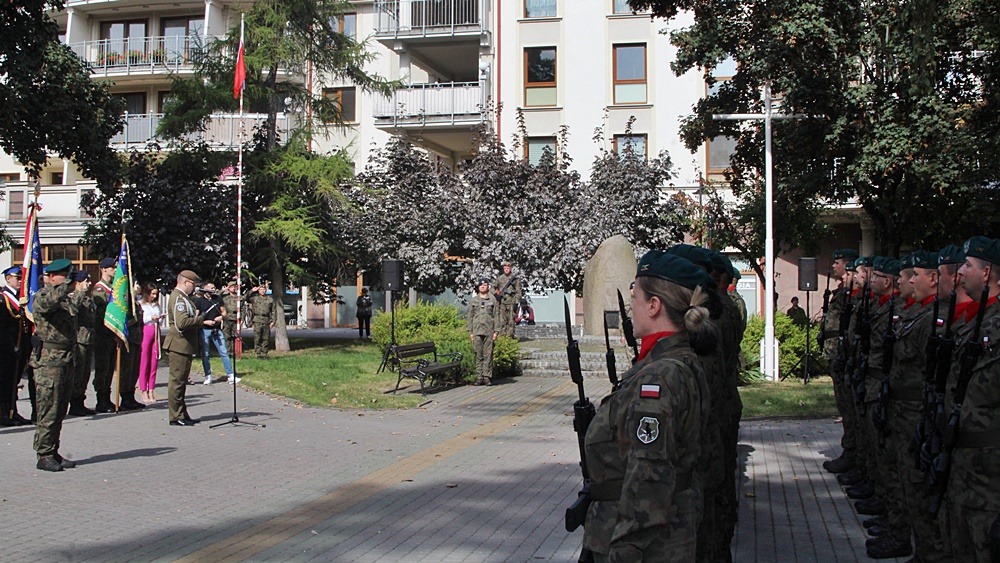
[374,82,484,127]
[374,0,484,39]
[68,36,220,77]
[111,113,296,150]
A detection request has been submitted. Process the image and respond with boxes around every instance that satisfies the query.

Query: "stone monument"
[582,235,637,336]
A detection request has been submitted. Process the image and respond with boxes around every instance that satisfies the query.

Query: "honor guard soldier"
[221,280,239,357]
[244,284,274,359]
[492,261,521,337]
[163,270,217,426]
[67,270,96,417]
[1,266,32,426]
[822,248,859,474]
[90,257,117,413]
[31,259,84,471]
[466,278,499,386]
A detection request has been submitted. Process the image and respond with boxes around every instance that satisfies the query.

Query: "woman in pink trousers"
[138,282,163,403]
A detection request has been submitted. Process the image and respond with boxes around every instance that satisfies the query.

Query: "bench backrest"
[395,342,437,360]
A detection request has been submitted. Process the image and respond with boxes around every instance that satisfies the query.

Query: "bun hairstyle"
[635,276,719,356]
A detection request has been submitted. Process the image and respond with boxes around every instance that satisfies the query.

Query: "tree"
[160,0,397,351]
[629,0,1000,257]
[81,144,236,286]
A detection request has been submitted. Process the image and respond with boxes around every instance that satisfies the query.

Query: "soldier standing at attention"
[727,268,747,327]
[244,285,274,359]
[163,270,217,426]
[583,251,715,561]
[90,257,117,413]
[466,279,498,386]
[221,280,239,357]
[67,270,96,417]
[31,259,85,471]
[492,261,521,337]
[822,248,859,475]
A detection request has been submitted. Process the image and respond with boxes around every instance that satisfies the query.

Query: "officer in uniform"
[1,266,32,426]
[90,257,117,413]
[67,270,96,417]
[583,251,714,561]
[31,259,84,471]
[492,261,521,337]
[163,270,217,426]
[244,284,274,359]
[466,278,499,386]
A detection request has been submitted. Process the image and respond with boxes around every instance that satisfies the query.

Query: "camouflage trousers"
[72,343,92,404]
[32,350,73,459]
[222,322,236,357]
[253,323,270,358]
[942,500,997,563]
[472,335,493,382]
[824,338,858,457]
[695,418,727,562]
[497,302,516,337]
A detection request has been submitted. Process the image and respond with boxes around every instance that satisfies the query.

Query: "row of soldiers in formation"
[818,237,1000,561]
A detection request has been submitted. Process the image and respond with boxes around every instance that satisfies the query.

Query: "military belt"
[956,432,1000,449]
[889,388,923,402]
[42,341,74,351]
[589,472,693,502]
[823,330,840,339]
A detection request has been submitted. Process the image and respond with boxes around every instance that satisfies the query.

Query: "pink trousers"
[139,324,160,392]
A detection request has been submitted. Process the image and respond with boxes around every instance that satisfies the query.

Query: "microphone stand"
[212,320,264,429]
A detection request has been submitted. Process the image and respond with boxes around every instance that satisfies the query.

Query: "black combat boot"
[53,453,76,469]
[94,392,116,413]
[846,482,875,499]
[823,454,854,473]
[866,535,912,559]
[855,497,885,515]
[67,399,94,417]
[837,468,866,486]
[36,456,64,472]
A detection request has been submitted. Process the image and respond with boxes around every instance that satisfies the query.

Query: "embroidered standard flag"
[233,18,246,99]
[104,234,133,350]
[640,384,660,398]
[20,203,42,322]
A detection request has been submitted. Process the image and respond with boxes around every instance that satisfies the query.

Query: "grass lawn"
[739,375,838,418]
[204,338,426,410]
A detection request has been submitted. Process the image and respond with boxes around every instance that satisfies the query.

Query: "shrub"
[371,300,520,382]
[741,312,828,381]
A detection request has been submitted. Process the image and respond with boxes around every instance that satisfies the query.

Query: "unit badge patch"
[637,416,660,444]
[177,301,186,312]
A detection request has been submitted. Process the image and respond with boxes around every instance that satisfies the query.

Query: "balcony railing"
[111,113,295,150]
[374,82,484,126]
[374,0,483,38]
[68,35,221,75]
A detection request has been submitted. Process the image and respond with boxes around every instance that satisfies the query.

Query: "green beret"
[846,260,857,273]
[833,248,860,261]
[44,258,73,274]
[855,256,874,268]
[637,250,714,290]
[964,236,1000,265]
[707,249,732,275]
[731,266,742,280]
[938,244,965,266]
[874,257,901,277]
[666,244,713,269]
[899,254,915,270]
[911,250,939,270]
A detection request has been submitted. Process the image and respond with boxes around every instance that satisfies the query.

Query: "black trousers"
[357,315,371,337]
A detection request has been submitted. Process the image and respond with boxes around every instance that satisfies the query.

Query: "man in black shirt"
[194,283,235,384]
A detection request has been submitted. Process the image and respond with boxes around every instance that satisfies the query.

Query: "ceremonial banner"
[233,17,246,99]
[104,234,133,350]
[19,203,42,322]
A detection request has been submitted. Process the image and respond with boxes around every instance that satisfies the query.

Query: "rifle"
[852,279,872,412]
[493,272,518,304]
[833,275,856,380]
[617,289,639,364]
[563,299,596,563]
[875,293,897,449]
[913,289,941,468]
[818,268,832,347]
[602,311,621,392]
[928,284,989,516]
[921,284,958,473]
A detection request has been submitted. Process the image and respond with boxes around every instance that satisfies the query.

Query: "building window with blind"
[525,47,557,107]
[525,0,556,18]
[526,137,557,165]
[613,134,648,160]
[706,57,738,175]
[8,190,24,219]
[613,44,646,104]
[336,13,357,37]
[322,87,357,123]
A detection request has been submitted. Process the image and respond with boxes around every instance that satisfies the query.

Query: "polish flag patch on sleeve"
[640,384,660,398]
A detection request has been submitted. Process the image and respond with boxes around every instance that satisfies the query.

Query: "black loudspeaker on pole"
[798,257,819,292]
[382,260,403,291]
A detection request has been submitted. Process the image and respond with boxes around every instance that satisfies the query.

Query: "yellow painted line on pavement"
[176,380,574,563]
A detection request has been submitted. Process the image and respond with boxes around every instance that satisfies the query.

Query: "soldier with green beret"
[583,250,715,561]
[90,256,118,413]
[31,259,85,471]
[67,270,96,417]
[823,248,859,475]
[466,278,498,386]
[162,270,216,426]
[492,261,521,338]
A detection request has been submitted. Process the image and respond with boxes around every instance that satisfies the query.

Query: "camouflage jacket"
[222,292,238,328]
[74,291,96,346]
[728,288,747,328]
[492,273,522,306]
[865,293,895,400]
[91,279,113,340]
[888,297,935,414]
[31,279,81,367]
[245,293,274,326]
[823,284,848,340]
[583,333,710,559]
[466,294,498,336]
[162,288,204,356]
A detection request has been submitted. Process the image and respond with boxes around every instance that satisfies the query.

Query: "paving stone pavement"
[2,367,900,562]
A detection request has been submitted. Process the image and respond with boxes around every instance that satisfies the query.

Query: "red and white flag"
[233,15,245,99]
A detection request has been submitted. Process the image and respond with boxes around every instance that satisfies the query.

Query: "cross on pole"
[713,83,806,382]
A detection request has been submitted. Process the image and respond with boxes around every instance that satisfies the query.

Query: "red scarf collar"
[965,295,1000,323]
[919,295,936,308]
[903,297,916,309]
[878,293,893,307]
[637,331,677,362]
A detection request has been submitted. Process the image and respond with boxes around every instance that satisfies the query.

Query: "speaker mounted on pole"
[798,257,818,292]
[382,259,403,292]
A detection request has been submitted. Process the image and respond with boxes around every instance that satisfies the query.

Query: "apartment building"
[0,0,868,326]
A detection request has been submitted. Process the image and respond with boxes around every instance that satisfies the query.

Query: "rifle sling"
[589,472,692,501]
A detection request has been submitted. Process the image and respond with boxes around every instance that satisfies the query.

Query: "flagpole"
[235,12,245,359]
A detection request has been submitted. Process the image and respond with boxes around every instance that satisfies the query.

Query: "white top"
[141,301,162,325]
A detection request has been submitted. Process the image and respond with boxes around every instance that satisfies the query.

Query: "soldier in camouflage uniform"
[244,285,274,359]
[822,248,859,474]
[466,279,498,386]
[31,259,85,471]
[221,280,239,357]
[938,236,1000,563]
[492,261,521,338]
[67,270,96,417]
[727,267,747,327]
[583,251,714,561]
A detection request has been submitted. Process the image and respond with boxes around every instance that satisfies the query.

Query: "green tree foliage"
[0,0,124,204]
[629,0,1000,257]
[81,144,236,286]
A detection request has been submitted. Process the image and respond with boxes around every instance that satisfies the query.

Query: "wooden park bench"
[390,342,464,394]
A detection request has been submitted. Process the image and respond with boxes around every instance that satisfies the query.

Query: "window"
[161,17,204,61]
[525,0,556,18]
[51,172,63,185]
[613,0,633,13]
[1,173,18,183]
[336,13,357,37]
[118,93,147,115]
[322,87,357,122]
[526,137,557,166]
[8,190,24,219]
[100,20,148,64]
[614,134,648,159]
[80,188,95,219]
[13,245,99,279]
[525,47,557,107]
[613,44,646,104]
[157,91,173,113]
[707,57,738,174]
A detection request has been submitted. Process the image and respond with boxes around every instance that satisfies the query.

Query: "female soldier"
[583,250,717,561]
[466,278,499,386]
